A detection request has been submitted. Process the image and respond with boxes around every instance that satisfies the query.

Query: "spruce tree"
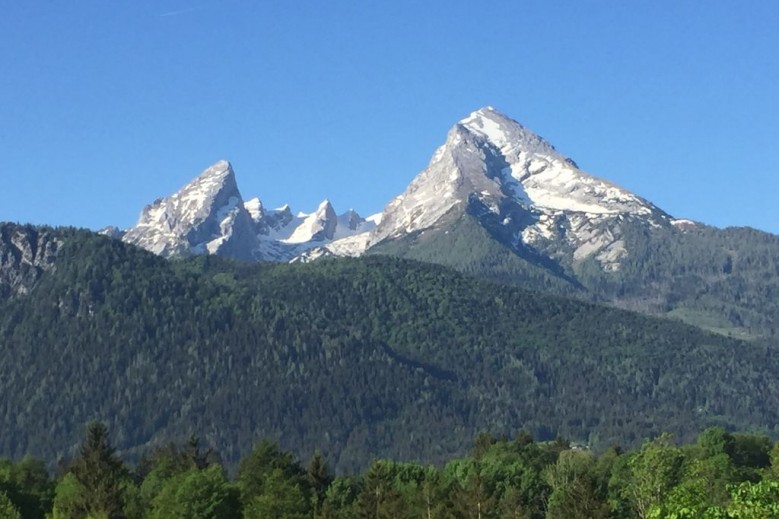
[307,451,331,517]
[70,422,126,519]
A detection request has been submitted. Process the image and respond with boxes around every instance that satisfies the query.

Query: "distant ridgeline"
[2,222,779,475]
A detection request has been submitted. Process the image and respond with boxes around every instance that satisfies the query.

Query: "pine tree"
[69,422,126,519]
[307,450,332,517]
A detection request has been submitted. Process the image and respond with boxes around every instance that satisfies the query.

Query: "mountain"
[368,108,779,338]
[3,224,779,473]
[372,107,673,273]
[118,161,376,262]
[108,108,779,337]
[113,107,676,271]
[369,106,680,277]
[121,160,260,261]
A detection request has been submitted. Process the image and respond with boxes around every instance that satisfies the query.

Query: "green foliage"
[149,465,239,519]
[659,455,734,518]
[357,461,405,519]
[307,451,332,517]
[627,434,685,519]
[50,474,82,519]
[66,422,126,519]
[0,489,21,519]
[243,468,309,519]
[238,440,306,503]
[695,428,735,460]
[322,477,361,519]
[136,439,218,516]
[0,455,53,519]
[720,480,779,518]
[543,450,606,518]
[8,429,779,519]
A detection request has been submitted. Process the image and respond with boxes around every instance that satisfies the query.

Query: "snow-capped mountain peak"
[243,197,264,224]
[119,160,379,262]
[285,199,337,243]
[122,160,259,261]
[454,108,656,215]
[459,106,560,158]
[114,107,685,272]
[373,107,670,270]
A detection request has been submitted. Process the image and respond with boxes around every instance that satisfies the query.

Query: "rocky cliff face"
[111,107,693,271]
[372,107,675,271]
[0,224,63,297]
[119,162,376,262]
[122,161,260,261]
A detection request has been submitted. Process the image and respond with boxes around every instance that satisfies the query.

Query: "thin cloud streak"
[158,7,202,18]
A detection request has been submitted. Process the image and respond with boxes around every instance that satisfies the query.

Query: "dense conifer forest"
[3,423,779,518]
[2,227,779,474]
[370,212,779,339]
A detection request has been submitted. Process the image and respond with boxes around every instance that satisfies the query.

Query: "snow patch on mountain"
[671,218,697,231]
[243,198,263,224]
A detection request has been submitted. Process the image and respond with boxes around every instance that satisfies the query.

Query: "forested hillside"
[371,212,779,339]
[2,225,779,473]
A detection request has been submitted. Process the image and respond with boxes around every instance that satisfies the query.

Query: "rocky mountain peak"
[457,106,560,159]
[373,107,673,270]
[287,199,338,243]
[243,197,264,225]
[316,199,335,214]
[340,209,364,231]
[122,160,259,261]
[107,107,686,272]
[192,159,236,188]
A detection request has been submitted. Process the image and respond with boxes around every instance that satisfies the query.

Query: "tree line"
[3,422,779,518]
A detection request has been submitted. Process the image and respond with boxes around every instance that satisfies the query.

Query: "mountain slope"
[0,223,70,297]
[107,108,779,336]
[368,108,779,337]
[371,107,672,272]
[2,224,779,473]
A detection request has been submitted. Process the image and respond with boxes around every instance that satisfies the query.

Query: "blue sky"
[2,1,778,233]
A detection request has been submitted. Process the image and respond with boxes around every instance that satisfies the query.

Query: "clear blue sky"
[2,1,778,233]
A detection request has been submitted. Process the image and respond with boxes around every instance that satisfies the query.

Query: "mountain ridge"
[111,107,690,267]
[94,107,779,337]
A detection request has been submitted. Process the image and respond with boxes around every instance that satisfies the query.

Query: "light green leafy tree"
[720,480,779,518]
[50,474,83,519]
[0,490,21,519]
[243,468,309,519]
[654,455,734,519]
[543,450,607,519]
[628,433,685,519]
[149,464,239,519]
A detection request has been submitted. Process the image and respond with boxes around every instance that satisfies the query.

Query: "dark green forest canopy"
[1,227,779,474]
[370,212,779,339]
